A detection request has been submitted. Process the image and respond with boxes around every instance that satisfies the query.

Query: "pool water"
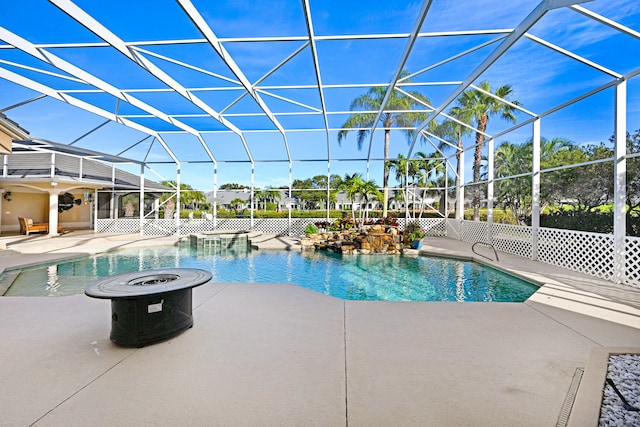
[1,246,538,302]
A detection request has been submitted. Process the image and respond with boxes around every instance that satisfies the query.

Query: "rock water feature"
[299,224,407,255]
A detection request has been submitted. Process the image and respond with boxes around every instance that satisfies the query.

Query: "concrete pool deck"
[0,231,639,426]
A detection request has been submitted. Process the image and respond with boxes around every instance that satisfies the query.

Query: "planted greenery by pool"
[0,245,538,302]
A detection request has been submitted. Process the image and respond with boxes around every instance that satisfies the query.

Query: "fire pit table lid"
[85,268,212,299]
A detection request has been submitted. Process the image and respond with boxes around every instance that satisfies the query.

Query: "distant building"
[206,187,436,212]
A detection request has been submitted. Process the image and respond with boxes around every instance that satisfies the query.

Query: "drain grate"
[557,367,584,427]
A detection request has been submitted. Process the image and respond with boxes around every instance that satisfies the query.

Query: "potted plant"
[408,230,425,249]
[404,220,424,249]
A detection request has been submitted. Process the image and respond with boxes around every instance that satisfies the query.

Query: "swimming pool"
[1,245,538,301]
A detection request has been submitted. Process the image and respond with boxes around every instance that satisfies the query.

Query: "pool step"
[188,232,251,252]
[0,269,21,296]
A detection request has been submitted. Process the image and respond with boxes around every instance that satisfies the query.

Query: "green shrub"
[304,223,318,234]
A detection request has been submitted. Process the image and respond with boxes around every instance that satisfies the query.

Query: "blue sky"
[0,0,639,191]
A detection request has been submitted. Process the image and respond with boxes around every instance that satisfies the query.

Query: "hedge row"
[463,210,640,236]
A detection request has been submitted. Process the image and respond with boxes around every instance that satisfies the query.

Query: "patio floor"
[1,232,639,426]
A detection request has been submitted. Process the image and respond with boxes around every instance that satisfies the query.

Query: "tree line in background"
[150,73,639,236]
[492,130,640,235]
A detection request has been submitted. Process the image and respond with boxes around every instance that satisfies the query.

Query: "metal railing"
[471,241,499,262]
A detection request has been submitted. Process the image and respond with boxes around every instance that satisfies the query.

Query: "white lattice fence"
[290,218,322,236]
[400,218,446,236]
[460,220,490,244]
[538,227,615,280]
[175,220,216,235]
[252,218,291,234]
[422,218,447,236]
[96,219,141,233]
[215,219,252,231]
[143,219,177,235]
[626,237,640,288]
[491,223,532,259]
[446,220,462,240]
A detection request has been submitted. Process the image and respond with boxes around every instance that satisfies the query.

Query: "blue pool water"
[1,246,538,301]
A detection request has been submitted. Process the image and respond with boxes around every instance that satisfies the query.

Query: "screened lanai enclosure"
[0,0,639,287]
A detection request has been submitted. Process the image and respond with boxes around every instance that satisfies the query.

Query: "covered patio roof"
[0,0,637,190]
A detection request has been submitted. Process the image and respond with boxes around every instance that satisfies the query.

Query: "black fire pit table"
[86,268,212,347]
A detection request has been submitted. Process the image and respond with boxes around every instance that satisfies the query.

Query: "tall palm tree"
[337,72,433,217]
[455,81,520,220]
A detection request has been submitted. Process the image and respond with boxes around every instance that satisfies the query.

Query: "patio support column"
[288,162,292,236]
[487,138,495,243]
[112,194,119,219]
[48,185,59,237]
[176,164,181,236]
[444,167,449,218]
[111,165,116,219]
[93,189,98,232]
[613,79,627,284]
[250,163,255,230]
[213,162,217,229]
[455,149,465,221]
[404,159,410,221]
[531,118,541,261]
[139,163,145,236]
[326,160,330,222]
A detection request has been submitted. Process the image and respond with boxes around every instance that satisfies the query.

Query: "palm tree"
[455,81,520,220]
[414,151,445,217]
[434,105,473,216]
[254,189,281,210]
[494,141,529,178]
[191,191,206,210]
[540,137,573,165]
[263,188,281,210]
[493,137,573,224]
[406,154,424,217]
[494,141,532,224]
[357,179,382,222]
[337,71,433,217]
[337,173,364,220]
[387,154,409,210]
[160,180,206,213]
[228,198,246,217]
[254,189,264,210]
